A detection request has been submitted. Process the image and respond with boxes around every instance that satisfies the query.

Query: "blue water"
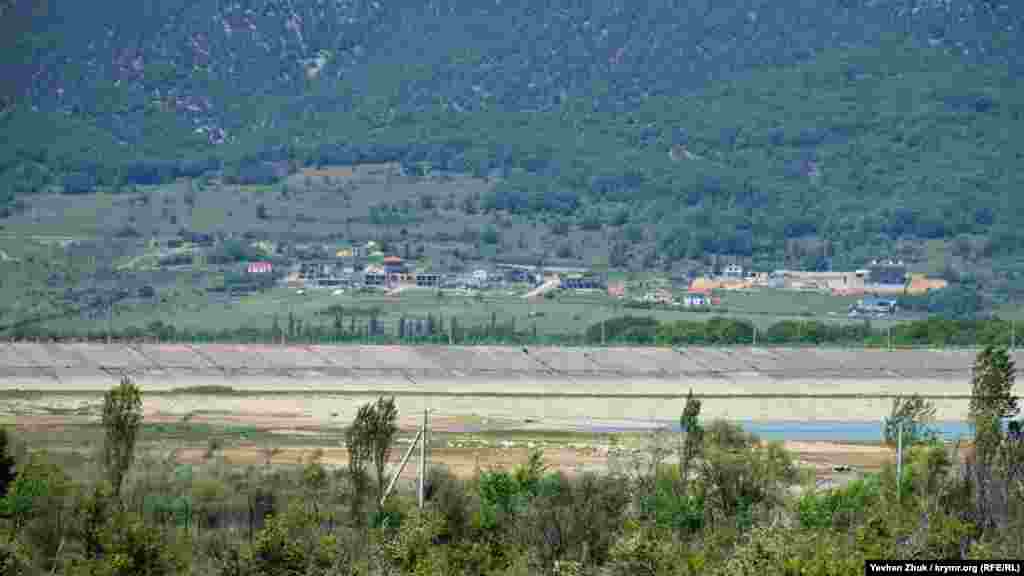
[739,421,973,443]
[588,421,975,443]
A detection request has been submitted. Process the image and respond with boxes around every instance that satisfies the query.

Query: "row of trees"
[9,314,1020,349]
[1,347,1023,573]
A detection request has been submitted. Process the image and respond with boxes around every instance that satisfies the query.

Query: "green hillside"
[1,0,1022,281]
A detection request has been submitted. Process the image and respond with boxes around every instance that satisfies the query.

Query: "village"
[236,238,948,316]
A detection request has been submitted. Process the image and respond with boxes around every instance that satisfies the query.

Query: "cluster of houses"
[239,238,942,315]
[692,260,947,301]
[243,243,615,294]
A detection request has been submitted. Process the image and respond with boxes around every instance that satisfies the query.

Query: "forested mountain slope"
[1,0,1022,268]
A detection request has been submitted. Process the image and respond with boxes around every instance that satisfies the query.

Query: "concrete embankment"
[0,344,1011,427]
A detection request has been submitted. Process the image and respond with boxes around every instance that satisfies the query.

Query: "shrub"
[515,472,631,571]
[714,526,862,576]
[639,469,705,534]
[0,540,31,576]
[606,527,694,576]
[426,466,474,543]
[700,422,797,525]
[797,476,881,530]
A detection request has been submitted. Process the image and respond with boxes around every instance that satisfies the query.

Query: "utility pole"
[1012,319,1016,352]
[753,325,758,347]
[381,427,422,507]
[896,420,904,504]
[418,408,427,508]
[107,298,113,344]
[888,325,893,351]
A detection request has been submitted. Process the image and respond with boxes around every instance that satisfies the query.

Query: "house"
[415,272,442,288]
[247,261,273,274]
[472,269,489,283]
[503,268,536,284]
[383,256,406,274]
[684,293,709,307]
[723,264,744,279]
[560,274,605,290]
[362,265,387,287]
[867,260,907,286]
[851,297,898,315]
[607,282,626,298]
[746,271,770,285]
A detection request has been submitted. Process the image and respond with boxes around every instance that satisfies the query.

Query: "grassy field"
[34,283,904,337]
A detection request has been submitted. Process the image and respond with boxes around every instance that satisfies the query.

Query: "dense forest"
[1,347,1022,574]
[2,0,1023,274]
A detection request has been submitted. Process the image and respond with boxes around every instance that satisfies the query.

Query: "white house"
[472,269,489,283]
[723,264,744,279]
[684,294,709,307]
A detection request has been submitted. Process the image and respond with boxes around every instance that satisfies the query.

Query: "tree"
[883,394,937,447]
[967,346,1019,531]
[346,397,399,514]
[970,346,1018,458]
[0,429,15,499]
[102,376,143,499]
[679,390,703,488]
[345,409,372,527]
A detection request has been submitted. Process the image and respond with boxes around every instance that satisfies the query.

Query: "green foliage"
[606,527,694,576]
[1,459,54,531]
[79,514,187,576]
[382,507,452,576]
[515,472,632,572]
[210,239,267,264]
[655,317,755,346]
[639,470,705,535]
[700,422,798,526]
[585,316,659,344]
[797,476,881,530]
[3,0,1023,278]
[102,376,143,497]
[883,395,938,447]
[0,540,31,576]
[680,389,704,493]
[425,467,474,544]
[477,469,522,525]
[247,510,313,576]
[346,396,398,512]
[715,526,863,576]
[0,429,15,499]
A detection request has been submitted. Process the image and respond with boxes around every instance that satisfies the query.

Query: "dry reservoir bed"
[6,343,1002,483]
[0,343,1005,426]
